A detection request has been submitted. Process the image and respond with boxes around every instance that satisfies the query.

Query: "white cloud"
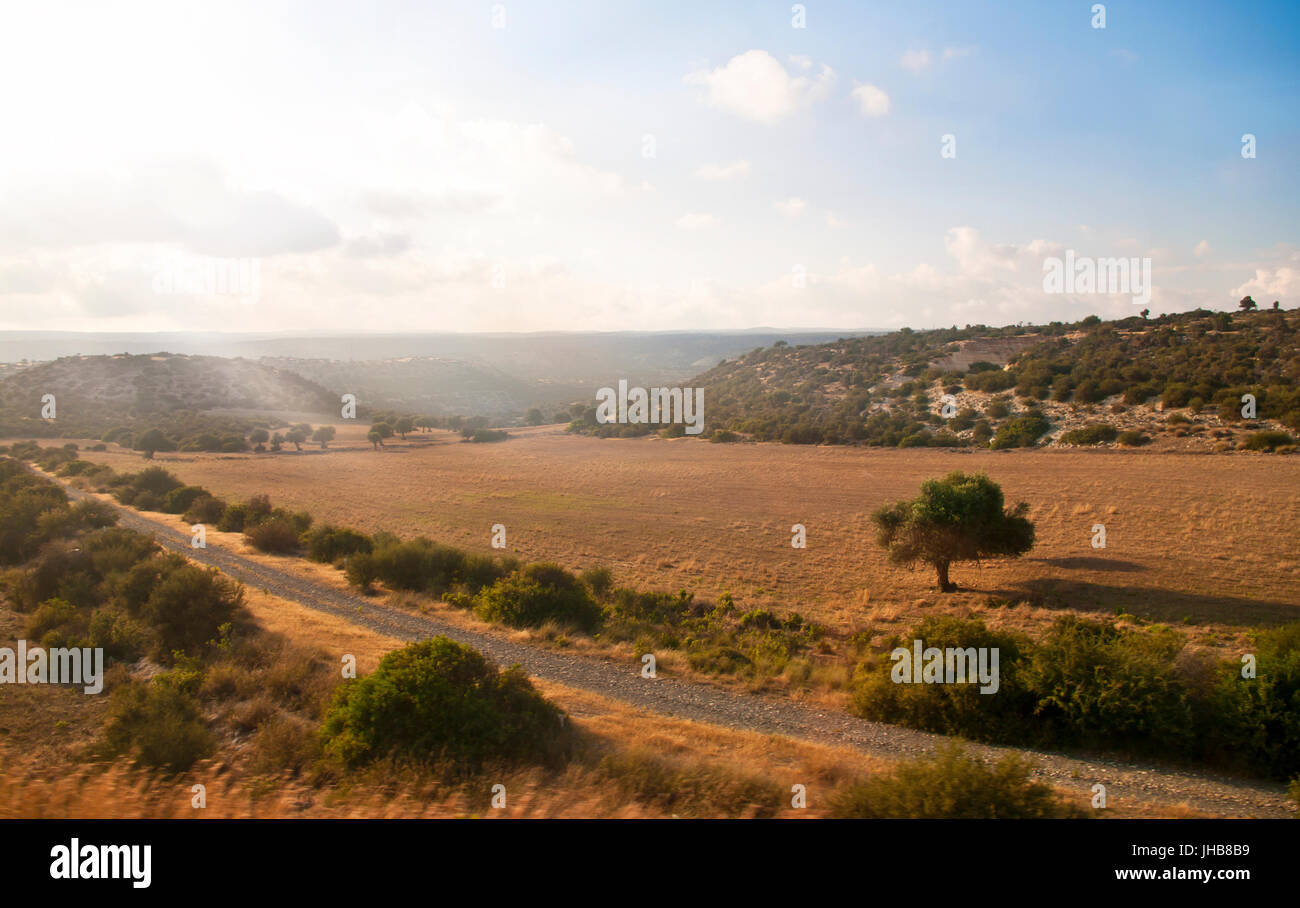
[0,159,341,257]
[851,83,891,117]
[1232,267,1298,300]
[685,50,834,124]
[900,49,932,73]
[826,212,847,228]
[942,46,975,60]
[788,54,813,70]
[694,160,751,181]
[775,198,807,217]
[945,227,1022,277]
[1194,239,1212,258]
[676,212,720,231]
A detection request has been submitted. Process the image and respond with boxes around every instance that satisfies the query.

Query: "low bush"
[183,494,226,525]
[320,637,570,770]
[306,525,373,563]
[851,616,1035,742]
[163,485,210,514]
[99,679,214,773]
[828,744,1083,818]
[138,564,244,660]
[598,750,784,818]
[1242,430,1294,451]
[245,517,302,554]
[476,563,603,632]
[1058,424,1118,445]
[990,414,1051,450]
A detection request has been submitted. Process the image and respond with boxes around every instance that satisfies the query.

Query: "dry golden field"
[65,425,1300,651]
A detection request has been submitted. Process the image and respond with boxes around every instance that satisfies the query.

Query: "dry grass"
[1,580,1174,818]
[67,429,1300,658]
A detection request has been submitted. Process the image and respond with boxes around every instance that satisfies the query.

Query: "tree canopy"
[871,471,1035,592]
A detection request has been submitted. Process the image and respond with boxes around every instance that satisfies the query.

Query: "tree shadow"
[1033,556,1147,573]
[979,578,1299,628]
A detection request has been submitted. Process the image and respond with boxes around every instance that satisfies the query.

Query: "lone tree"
[312,425,336,449]
[871,471,1035,592]
[367,429,383,450]
[135,428,170,460]
[1239,295,1258,311]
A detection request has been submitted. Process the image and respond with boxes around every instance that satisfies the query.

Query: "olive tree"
[871,471,1035,592]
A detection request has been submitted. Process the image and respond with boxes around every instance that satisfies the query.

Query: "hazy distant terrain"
[0,329,875,417]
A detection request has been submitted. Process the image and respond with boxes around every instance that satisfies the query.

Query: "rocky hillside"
[680,307,1300,452]
[0,353,338,437]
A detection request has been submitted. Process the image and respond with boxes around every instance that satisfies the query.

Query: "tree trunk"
[935,559,956,592]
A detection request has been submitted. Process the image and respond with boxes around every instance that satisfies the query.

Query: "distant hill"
[0,329,880,420]
[258,355,538,417]
[570,308,1299,451]
[0,353,338,438]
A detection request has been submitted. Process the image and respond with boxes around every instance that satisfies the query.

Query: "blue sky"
[0,0,1296,332]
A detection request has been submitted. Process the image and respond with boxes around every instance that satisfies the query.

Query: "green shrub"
[132,466,183,497]
[163,485,210,514]
[990,414,1051,449]
[1201,623,1300,779]
[344,552,380,591]
[244,517,302,554]
[1022,617,1194,753]
[88,605,152,662]
[364,538,469,595]
[459,553,510,593]
[476,563,603,632]
[183,494,226,525]
[850,616,1035,741]
[16,542,97,610]
[306,525,374,563]
[1058,424,1118,445]
[115,553,186,614]
[580,565,614,601]
[217,504,249,532]
[828,744,1082,818]
[138,564,244,659]
[966,370,1017,392]
[1116,430,1149,447]
[1242,430,1294,451]
[99,680,214,773]
[319,637,570,770]
[84,527,158,577]
[26,597,87,645]
[131,491,165,511]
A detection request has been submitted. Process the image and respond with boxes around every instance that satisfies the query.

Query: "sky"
[0,0,1297,333]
